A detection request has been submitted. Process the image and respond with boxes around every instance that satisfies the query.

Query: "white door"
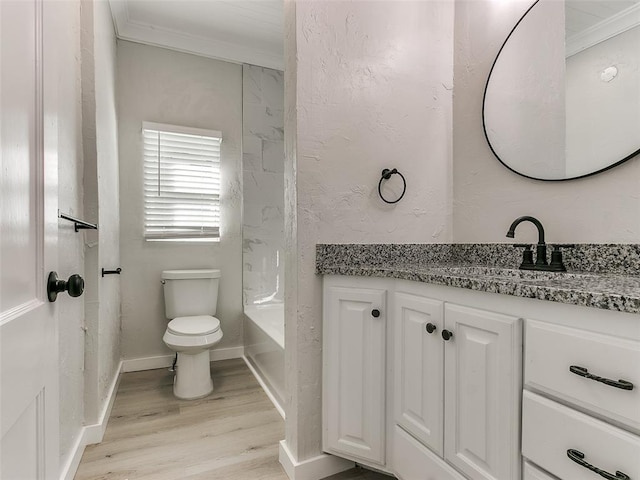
[323,284,387,465]
[393,292,444,455]
[443,304,522,480]
[1,1,60,478]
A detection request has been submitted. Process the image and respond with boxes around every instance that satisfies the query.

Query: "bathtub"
[244,304,285,418]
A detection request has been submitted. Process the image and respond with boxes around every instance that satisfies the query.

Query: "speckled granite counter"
[316,244,640,315]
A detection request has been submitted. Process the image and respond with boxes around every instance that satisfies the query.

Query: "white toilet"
[161,269,223,399]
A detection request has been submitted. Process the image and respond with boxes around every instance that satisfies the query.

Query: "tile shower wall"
[242,65,285,305]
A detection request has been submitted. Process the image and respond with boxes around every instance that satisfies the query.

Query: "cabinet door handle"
[371,309,381,318]
[441,329,453,341]
[569,365,634,391]
[425,323,436,334]
[567,449,630,480]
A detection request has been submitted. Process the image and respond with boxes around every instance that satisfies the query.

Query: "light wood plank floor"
[75,358,392,480]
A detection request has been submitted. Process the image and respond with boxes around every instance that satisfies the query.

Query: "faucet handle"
[513,244,534,269]
[548,244,574,272]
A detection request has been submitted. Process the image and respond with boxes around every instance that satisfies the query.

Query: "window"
[143,122,222,241]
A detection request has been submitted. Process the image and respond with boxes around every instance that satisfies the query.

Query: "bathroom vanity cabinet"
[322,275,640,480]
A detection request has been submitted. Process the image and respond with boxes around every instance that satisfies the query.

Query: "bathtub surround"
[242,64,285,306]
[117,41,243,364]
[244,304,286,416]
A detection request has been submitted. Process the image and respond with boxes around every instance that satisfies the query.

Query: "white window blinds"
[143,122,222,240]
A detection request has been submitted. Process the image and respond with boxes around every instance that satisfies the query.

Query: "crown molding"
[107,0,284,71]
[566,3,640,57]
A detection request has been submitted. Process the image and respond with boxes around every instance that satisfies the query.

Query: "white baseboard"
[59,360,123,480]
[59,427,88,480]
[84,359,123,445]
[121,346,244,373]
[242,354,285,419]
[279,440,355,480]
[121,354,174,372]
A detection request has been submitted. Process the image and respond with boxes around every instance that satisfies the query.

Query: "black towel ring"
[378,168,406,204]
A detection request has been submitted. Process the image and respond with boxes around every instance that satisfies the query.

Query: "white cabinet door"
[1,1,60,478]
[444,304,522,480]
[323,284,387,465]
[394,292,444,455]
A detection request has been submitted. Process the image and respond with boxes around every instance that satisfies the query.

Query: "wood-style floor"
[75,358,391,480]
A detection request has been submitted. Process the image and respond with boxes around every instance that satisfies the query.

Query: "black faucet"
[506,216,548,270]
[506,216,574,271]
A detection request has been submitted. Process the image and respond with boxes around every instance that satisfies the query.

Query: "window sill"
[145,237,220,244]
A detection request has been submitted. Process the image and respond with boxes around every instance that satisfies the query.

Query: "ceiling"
[565,0,640,55]
[108,1,638,69]
[108,0,284,70]
[566,0,637,36]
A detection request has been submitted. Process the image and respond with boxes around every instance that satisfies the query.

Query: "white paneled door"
[1,0,60,478]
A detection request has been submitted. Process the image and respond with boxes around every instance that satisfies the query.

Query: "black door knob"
[442,329,453,341]
[47,271,85,302]
[426,323,437,334]
[371,309,381,318]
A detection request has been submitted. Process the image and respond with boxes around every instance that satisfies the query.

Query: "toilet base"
[173,350,213,400]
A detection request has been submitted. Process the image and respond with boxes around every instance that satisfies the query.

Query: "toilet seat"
[163,315,224,353]
[168,315,220,336]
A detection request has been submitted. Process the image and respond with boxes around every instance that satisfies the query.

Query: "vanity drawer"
[522,391,640,480]
[525,319,640,432]
[523,461,557,480]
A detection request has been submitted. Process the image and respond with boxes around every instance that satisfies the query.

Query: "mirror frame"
[482,0,640,181]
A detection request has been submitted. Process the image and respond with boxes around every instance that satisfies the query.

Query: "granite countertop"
[316,244,640,315]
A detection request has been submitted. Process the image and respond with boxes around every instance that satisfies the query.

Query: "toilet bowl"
[161,269,223,400]
[163,315,223,399]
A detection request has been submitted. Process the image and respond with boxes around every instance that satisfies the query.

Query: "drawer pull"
[569,365,634,391]
[567,449,630,480]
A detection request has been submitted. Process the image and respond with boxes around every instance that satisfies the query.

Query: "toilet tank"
[162,269,221,319]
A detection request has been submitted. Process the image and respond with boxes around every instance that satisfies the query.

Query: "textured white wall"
[57,0,85,469]
[242,65,285,306]
[94,0,121,412]
[284,0,454,461]
[80,0,121,425]
[453,0,640,243]
[117,41,243,361]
